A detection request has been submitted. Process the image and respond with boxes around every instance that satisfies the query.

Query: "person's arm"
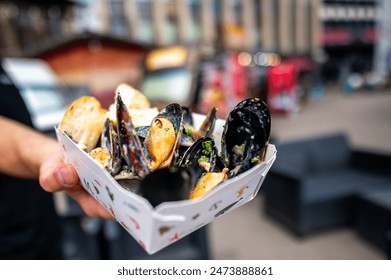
[0,116,113,219]
[0,116,58,178]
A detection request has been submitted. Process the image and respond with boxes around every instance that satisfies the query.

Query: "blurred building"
[34,32,150,108]
[320,0,378,83]
[1,0,388,93]
[0,0,323,57]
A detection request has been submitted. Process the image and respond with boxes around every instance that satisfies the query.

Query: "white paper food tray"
[56,113,277,254]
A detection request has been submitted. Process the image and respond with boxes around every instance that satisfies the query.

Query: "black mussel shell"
[180,124,196,148]
[158,103,183,130]
[114,169,141,193]
[135,125,149,140]
[198,107,218,138]
[101,118,122,175]
[116,93,150,178]
[178,137,218,186]
[222,107,268,177]
[234,98,271,142]
[181,106,194,127]
[116,177,141,193]
[139,167,194,207]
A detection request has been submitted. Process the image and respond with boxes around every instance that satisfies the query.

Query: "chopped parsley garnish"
[169,167,178,173]
[202,140,212,154]
[198,155,209,164]
[251,156,259,163]
[184,128,193,138]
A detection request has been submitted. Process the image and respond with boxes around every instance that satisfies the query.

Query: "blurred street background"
[1,0,391,259]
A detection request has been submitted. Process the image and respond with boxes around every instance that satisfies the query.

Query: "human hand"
[39,149,114,220]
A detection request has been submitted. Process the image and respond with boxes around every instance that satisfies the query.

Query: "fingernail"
[56,166,74,187]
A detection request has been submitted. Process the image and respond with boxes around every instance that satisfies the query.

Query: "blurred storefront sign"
[267,63,298,115]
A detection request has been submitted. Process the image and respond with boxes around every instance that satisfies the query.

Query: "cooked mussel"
[116,93,150,178]
[221,98,271,177]
[198,107,218,139]
[235,98,271,143]
[178,137,219,185]
[181,107,218,142]
[86,94,271,203]
[100,118,122,175]
[144,103,183,171]
[190,168,228,199]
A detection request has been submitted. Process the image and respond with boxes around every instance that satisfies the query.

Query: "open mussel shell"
[198,107,218,139]
[180,124,196,148]
[144,103,183,171]
[178,137,218,186]
[116,93,150,178]
[221,101,270,177]
[234,98,271,142]
[139,167,194,207]
[101,118,122,175]
[181,106,194,127]
[180,107,218,144]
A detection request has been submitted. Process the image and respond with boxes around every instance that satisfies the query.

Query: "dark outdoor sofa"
[355,189,391,258]
[262,133,391,238]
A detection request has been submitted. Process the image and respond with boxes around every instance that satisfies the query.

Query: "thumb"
[39,150,79,192]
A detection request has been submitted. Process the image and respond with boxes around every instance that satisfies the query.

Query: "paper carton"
[56,113,276,254]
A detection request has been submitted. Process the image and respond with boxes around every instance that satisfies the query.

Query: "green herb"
[164,127,170,132]
[198,155,209,164]
[169,167,178,173]
[251,156,259,164]
[239,144,245,152]
[202,140,212,154]
[184,128,193,138]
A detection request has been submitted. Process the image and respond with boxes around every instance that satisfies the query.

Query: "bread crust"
[59,96,107,151]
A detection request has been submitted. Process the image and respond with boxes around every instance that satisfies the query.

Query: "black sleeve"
[0,65,33,128]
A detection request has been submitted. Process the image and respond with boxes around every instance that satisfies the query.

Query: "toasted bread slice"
[116,83,151,109]
[60,96,107,151]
